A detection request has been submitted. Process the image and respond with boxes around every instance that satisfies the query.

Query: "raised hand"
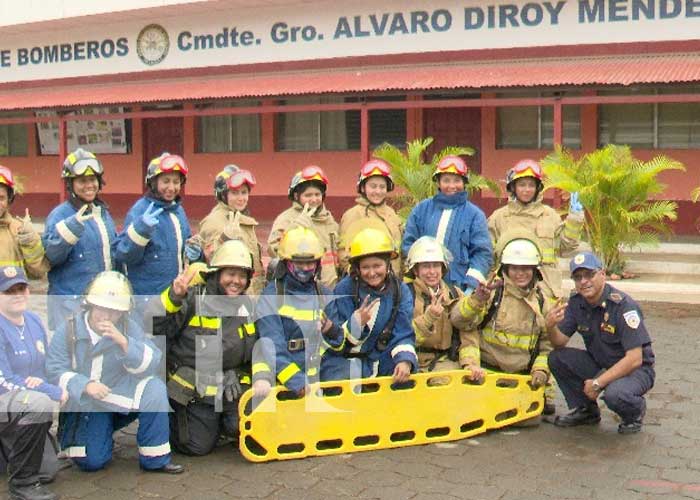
[545,299,568,330]
[141,202,164,228]
[97,320,128,353]
[427,293,444,317]
[353,295,380,328]
[171,263,198,297]
[569,192,584,215]
[473,276,501,304]
[16,209,38,245]
[74,203,95,225]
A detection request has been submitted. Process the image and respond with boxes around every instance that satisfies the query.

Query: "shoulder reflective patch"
[623,310,640,329]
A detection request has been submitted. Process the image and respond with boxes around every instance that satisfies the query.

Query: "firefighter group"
[0,150,655,500]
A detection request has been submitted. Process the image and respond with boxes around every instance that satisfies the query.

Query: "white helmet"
[500,238,542,266]
[84,271,133,312]
[406,236,451,276]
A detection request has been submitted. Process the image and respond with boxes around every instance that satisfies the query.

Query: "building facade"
[0,0,699,232]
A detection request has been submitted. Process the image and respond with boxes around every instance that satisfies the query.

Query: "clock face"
[137,24,170,66]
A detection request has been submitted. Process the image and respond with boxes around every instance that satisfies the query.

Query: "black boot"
[554,404,601,427]
[9,482,58,500]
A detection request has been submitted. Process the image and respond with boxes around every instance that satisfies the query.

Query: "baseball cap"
[0,266,28,292]
[569,252,603,274]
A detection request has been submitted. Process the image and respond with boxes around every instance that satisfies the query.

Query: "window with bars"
[598,87,700,149]
[496,91,581,149]
[0,112,28,157]
[196,100,261,153]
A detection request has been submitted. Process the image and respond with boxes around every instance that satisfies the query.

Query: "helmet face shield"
[71,158,104,177]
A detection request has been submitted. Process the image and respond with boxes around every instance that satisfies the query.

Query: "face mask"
[287,261,317,283]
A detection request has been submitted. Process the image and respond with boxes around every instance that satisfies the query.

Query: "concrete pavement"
[2,302,698,500]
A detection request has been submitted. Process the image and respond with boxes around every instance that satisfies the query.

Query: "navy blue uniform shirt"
[558,284,655,369]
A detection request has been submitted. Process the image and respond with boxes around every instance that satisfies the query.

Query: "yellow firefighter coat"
[198,202,265,295]
[268,202,340,288]
[450,276,554,375]
[339,197,403,276]
[488,193,584,296]
[0,211,49,279]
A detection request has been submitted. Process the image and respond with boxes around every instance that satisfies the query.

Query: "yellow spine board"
[239,370,543,462]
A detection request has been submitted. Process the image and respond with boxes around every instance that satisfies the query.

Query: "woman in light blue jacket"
[402,155,492,293]
[114,153,193,298]
[43,148,117,330]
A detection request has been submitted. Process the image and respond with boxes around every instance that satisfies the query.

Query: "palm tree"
[373,137,500,220]
[541,145,685,274]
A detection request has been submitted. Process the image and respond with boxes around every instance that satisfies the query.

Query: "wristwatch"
[592,379,602,392]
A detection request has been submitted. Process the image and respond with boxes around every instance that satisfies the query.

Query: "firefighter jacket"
[402,191,492,292]
[488,193,584,296]
[114,195,191,296]
[0,311,62,402]
[255,273,343,393]
[0,210,48,279]
[46,312,164,414]
[450,276,554,375]
[322,274,417,380]
[409,278,471,369]
[339,197,403,276]
[153,276,274,401]
[198,202,265,295]
[43,200,117,330]
[268,202,340,288]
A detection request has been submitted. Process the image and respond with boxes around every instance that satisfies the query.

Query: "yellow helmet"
[500,238,542,266]
[405,236,450,275]
[208,239,253,271]
[349,228,397,261]
[278,227,323,262]
[84,271,132,312]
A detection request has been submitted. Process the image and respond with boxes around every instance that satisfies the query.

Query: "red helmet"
[433,155,469,182]
[214,166,256,202]
[506,159,543,194]
[0,165,15,203]
[145,153,189,189]
[357,159,394,193]
[288,165,328,201]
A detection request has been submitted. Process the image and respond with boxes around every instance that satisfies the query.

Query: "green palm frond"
[374,137,499,221]
[542,144,684,272]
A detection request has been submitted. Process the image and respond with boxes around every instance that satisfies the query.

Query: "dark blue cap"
[569,252,603,273]
[0,266,28,292]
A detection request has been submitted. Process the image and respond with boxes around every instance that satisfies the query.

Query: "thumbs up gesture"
[16,209,38,246]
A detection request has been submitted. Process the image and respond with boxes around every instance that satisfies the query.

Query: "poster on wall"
[35,107,128,155]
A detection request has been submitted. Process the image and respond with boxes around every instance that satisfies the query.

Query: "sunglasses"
[572,269,601,282]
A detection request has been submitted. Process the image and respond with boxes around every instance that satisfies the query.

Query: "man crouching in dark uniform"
[545,252,655,434]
